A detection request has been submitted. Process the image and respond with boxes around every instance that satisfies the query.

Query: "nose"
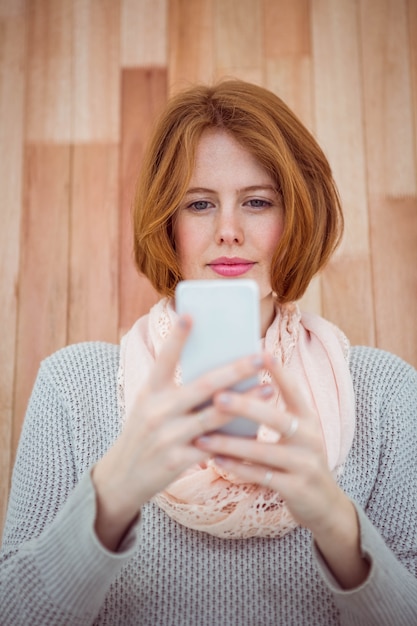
[215,208,244,245]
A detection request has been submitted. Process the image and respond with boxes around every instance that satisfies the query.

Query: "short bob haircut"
[133,79,343,303]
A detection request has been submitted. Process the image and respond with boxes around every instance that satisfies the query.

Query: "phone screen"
[175,279,260,436]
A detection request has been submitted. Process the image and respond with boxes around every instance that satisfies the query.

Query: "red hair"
[133,80,343,302]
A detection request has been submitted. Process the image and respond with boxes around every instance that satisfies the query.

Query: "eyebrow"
[184,185,278,195]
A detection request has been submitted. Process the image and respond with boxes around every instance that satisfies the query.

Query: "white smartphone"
[175,279,260,437]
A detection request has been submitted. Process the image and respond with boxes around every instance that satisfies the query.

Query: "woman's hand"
[92,316,265,551]
[195,353,370,589]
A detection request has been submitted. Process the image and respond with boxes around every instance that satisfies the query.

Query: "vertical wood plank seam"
[116,5,123,338]
[116,30,123,340]
[67,5,76,349]
[259,0,266,86]
[310,1,325,321]
[308,0,327,318]
[10,0,29,475]
[354,0,377,347]
[406,0,417,188]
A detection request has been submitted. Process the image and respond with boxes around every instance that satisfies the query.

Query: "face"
[174,129,284,335]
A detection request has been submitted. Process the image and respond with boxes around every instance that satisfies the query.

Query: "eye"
[245,198,272,208]
[188,200,213,211]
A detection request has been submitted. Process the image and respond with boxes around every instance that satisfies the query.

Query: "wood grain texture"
[13,145,71,452]
[68,145,119,345]
[214,0,263,83]
[312,0,370,244]
[360,0,416,197]
[360,0,417,361]
[311,0,375,345]
[1,0,416,534]
[367,196,417,364]
[72,0,121,142]
[264,0,313,129]
[264,0,310,57]
[0,0,26,531]
[267,50,323,316]
[263,0,319,315]
[409,0,417,159]
[119,68,166,335]
[121,0,167,67]
[0,0,25,17]
[168,0,214,90]
[25,0,73,142]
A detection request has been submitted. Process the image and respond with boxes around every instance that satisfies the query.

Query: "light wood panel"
[360,0,417,364]
[12,0,73,460]
[1,0,416,534]
[367,197,417,363]
[409,0,417,152]
[264,0,311,57]
[13,145,71,452]
[119,68,166,334]
[69,145,119,345]
[311,0,375,346]
[25,0,73,143]
[121,0,167,67]
[72,0,121,143]
[69,0,121,344]
[361,0,416,198]
[168,0,214,88]
[215,0,262,71]
[215,0,263,85]
[263,0,319,314]
[0,0,26,532]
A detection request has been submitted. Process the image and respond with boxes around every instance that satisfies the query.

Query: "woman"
[1,80,416,625]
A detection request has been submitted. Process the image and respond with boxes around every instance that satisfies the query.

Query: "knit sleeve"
[0,358,138,626]
[314,354,417,625]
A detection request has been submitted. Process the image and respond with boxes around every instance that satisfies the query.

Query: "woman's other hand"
[92,316,265,551]
[195,353,370,589]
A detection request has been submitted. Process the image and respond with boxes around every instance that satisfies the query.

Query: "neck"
[260,293,276,337]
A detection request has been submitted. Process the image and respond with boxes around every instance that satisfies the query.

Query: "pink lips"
[208,257,255,277]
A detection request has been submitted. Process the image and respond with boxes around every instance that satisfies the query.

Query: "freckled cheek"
[269,223,284,249]
[256,218,284,254]
[174,224,208,277]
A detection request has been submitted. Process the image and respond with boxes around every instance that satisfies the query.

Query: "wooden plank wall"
[1,0,416,532]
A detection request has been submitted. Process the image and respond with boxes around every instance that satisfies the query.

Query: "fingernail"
[251,355,264,369]
[258,384,273,398]
[217,392,231,405]
[196,435,211,447]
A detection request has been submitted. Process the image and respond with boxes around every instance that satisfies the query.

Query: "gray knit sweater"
[1,343,416,625]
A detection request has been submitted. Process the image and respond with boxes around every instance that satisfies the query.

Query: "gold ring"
[282,416,299,440]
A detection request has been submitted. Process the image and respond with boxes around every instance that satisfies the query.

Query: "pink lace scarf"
[118,298,355,539]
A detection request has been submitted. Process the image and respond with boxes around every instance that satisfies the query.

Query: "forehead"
[190,129,273,185]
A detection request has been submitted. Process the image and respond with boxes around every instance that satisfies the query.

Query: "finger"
[211,388,291,436]
[214,454,288,484]
[148,315,192,391]
[264,353,313,417]
[136,446,212,503]
[207,439,324,482]
[245,382,275,400]
[211,391,321,448]
[194,433,304,471]
[159,403,237,446]
[212,455,297,495]
[177,353,265,414]
[210,454,341,530]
